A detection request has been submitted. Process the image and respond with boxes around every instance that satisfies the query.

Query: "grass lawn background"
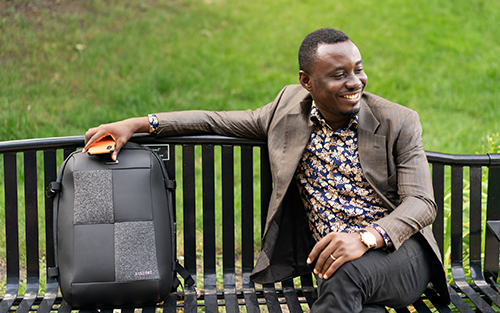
[1,0,499,154]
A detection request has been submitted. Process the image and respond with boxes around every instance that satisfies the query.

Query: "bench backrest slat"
[431,162,446,258]
[469,166,483,276]
[450,165,464,270]
[484,164,500,283]
[23,151,40,306]
[3,153,20,309]
[241,145,255,274]
[43,150,58,269]
[24,151,39,277]
[201,145,216,286]
[181,144,197,277]
[222,145,236,275]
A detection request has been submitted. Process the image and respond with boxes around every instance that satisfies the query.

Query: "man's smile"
[340,92,361,101]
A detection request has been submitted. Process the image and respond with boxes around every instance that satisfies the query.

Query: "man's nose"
[345,74,362,90]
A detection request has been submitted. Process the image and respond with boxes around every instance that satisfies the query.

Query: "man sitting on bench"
[84,28,450,312]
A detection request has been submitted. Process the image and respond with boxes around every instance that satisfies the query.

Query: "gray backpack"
[47,142,193,308]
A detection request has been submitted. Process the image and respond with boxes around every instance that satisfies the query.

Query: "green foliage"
[481,133,500,154]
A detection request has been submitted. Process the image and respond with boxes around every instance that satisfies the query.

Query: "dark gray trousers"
[312,237,432,313]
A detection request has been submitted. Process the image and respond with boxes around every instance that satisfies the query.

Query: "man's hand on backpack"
[83,117,149,161]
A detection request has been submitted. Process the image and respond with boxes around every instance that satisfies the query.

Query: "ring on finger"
[330,254,336,262]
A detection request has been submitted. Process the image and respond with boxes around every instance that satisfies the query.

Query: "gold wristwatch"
[357,229,377,250]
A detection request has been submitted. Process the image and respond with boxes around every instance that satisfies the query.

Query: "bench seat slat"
[299,274,317,308]
[162,293,177,313]
[17,277,39,313]
[422,287,453,313]
[454,280,496,313]
[203,275,218,312]
[448,287,475,313]
[411,298,433,313]
[263,283,282,312]
[282,279,304,313]
[473,279,500,307]
[242,274,261,313]
[37,280,59,313]
[183,289,198,313]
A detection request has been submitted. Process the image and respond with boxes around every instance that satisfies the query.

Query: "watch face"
[360,230,377,248]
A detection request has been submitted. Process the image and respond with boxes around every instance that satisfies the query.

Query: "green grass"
[1,0,499,154]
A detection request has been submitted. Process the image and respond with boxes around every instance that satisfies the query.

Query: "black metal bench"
[1,134,500,312]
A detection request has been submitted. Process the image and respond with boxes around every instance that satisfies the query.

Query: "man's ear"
[299,70,313,91]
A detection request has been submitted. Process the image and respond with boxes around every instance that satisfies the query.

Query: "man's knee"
[313,261,367,312]
[318,260,365,295]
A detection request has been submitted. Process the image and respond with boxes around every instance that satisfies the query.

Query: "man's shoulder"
[360,92,420,132]
[266,85,311,116]
[362,91,417,119]
[278,84,310,102]
[362,92,414,112]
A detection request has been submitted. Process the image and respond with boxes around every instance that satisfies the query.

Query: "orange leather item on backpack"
[87,134,116,155]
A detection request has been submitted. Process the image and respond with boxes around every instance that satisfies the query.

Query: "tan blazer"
[155,84,450,303]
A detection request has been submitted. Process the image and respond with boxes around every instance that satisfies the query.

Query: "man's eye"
[355,68,364,73]
[334,73,346,78]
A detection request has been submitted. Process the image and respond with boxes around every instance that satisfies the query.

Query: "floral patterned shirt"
[295,102,392,247]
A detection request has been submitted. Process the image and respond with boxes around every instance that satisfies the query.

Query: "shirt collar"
[310,101,358,131]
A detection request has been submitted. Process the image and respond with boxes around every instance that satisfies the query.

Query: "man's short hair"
[298,28,351,74]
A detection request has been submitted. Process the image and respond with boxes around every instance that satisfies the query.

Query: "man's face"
[299,41,368,129]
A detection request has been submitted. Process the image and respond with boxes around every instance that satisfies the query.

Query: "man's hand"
[83,117,149,161]
[307,227,383,280]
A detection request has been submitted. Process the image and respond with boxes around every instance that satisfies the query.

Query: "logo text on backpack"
[135,271,153,276]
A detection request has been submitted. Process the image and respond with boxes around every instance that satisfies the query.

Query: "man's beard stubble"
[340,107,360,121]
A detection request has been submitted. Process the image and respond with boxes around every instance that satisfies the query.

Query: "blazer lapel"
[276,98,314,197]
[357,100,395,210]
[263,96,313,236]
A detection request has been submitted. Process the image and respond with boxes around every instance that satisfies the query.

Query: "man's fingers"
[84,126,101,144]
[322,255,344,279]
[308,232,367,279]
[83,126,106,152]
[307,234,332,265]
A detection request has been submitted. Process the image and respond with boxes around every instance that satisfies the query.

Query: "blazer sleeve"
[152,87,289,140]
[375,110,437,250]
